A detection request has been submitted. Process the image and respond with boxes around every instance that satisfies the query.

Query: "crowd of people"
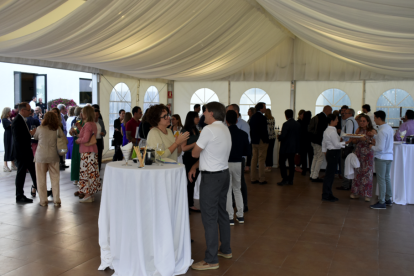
[2,98,414,270]
[1,101,107,204]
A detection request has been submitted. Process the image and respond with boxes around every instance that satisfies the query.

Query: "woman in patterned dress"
[75,106,101,203]
[265,109,276,172]
[350,114,377,202]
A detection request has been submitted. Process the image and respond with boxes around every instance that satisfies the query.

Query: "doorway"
[14,72,47,106]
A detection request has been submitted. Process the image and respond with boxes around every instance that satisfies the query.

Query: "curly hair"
[358,114,374,132]
[145,104,169,127]
[42,111,60,131]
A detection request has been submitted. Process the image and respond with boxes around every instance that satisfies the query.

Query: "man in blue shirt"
[369,110,394,209]
[227,104,251,212]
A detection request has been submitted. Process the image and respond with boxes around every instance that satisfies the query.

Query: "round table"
[98,161,193,276]
[389,143,414,205]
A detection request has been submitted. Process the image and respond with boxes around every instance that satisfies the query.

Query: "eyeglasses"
[160,114,171,120]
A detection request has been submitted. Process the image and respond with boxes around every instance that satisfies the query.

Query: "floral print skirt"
[78,152,101,195]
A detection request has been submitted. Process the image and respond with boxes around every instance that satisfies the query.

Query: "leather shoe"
[330,196,339,201]
[336,187,351,191]
[311,178,323,183]
[322,197,336,202]
[277,180,288,186]
[251,180,259,184]
[16,196,33,203]
[287,181,293,185]
[259,181,267,185]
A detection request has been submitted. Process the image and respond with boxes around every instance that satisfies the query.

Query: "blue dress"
[121,123,128,146]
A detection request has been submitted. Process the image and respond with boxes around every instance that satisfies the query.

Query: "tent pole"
[290,80,296,118]
[362,79,366,105]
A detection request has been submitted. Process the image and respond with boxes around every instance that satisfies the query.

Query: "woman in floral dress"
[350,114,377,202]
[75,106,101,203]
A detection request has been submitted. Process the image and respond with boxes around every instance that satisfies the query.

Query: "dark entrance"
[14,72,47,106]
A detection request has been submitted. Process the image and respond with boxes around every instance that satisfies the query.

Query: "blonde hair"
[1,107,11,119]
[264,108,274,120]
[82,106,95,123]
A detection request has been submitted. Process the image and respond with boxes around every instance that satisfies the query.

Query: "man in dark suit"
[309,105,332,182]
[112,109,125,161]
[277,109,301,186]
[249,102,269,184]
[11,103,37,203]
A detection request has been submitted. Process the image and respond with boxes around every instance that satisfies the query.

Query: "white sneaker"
[3,166,11,172]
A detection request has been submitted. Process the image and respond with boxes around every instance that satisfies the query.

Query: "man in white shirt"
[190,102,232,271]
[362,104,377,130]
[369,111,394,209]
[29,96,37,110]
[337,108,358,191]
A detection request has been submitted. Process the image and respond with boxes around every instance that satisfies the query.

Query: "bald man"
[309,105,332,182]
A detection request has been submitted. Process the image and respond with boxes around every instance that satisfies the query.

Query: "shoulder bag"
[57,128,68,156]
[341,119,356,159]
[85,134,97,147]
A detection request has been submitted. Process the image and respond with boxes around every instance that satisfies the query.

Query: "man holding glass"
[190,102,232,271]
[11,103,37,203]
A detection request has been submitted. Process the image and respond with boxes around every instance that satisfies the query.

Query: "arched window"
[190,88,219,115]
[143,86,159,113]
[239,88,271,121]
[315,88,351,115]
[109,83,131,149]
[376,89,414,127]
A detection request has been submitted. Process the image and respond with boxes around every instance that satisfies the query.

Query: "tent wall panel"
[174,81,229,122]
[99,74,138,154]
[139,80,168,109]
[296,81,363,116]
[366,81,414,112]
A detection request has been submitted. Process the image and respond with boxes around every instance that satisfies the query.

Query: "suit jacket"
[278,118,301,154]
[312,112,329,145]
[33,125,66,163]
[11,114,33,162]
[249,112,269,144]
[113,117,123,144]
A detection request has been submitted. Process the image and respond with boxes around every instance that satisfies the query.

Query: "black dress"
[2,118,14,161]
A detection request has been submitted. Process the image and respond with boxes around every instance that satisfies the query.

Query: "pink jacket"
[77,122,98,153]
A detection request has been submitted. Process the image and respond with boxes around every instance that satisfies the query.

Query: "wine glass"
[156,143,165,166]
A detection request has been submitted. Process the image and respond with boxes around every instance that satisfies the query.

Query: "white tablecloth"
[389,144,414,205]
[98,161,193,276]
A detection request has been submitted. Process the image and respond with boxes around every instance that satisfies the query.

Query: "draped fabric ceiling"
[0,0,413,81]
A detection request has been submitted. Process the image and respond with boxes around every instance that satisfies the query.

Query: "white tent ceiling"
[0,0,413,81]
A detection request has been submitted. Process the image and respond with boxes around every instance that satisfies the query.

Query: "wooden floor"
[0,156,414,276]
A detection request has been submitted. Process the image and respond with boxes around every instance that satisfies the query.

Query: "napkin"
[161,157,178,164]
[121,142,132,151]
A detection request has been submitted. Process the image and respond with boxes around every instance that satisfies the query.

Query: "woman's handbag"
[57,128,68,156]
[85,134,97,147]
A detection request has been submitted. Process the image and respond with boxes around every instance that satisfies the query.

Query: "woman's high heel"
[31,185,36,197]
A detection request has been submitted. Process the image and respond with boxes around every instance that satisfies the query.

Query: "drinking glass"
[156,143,165,166]
[196,125,201,133]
